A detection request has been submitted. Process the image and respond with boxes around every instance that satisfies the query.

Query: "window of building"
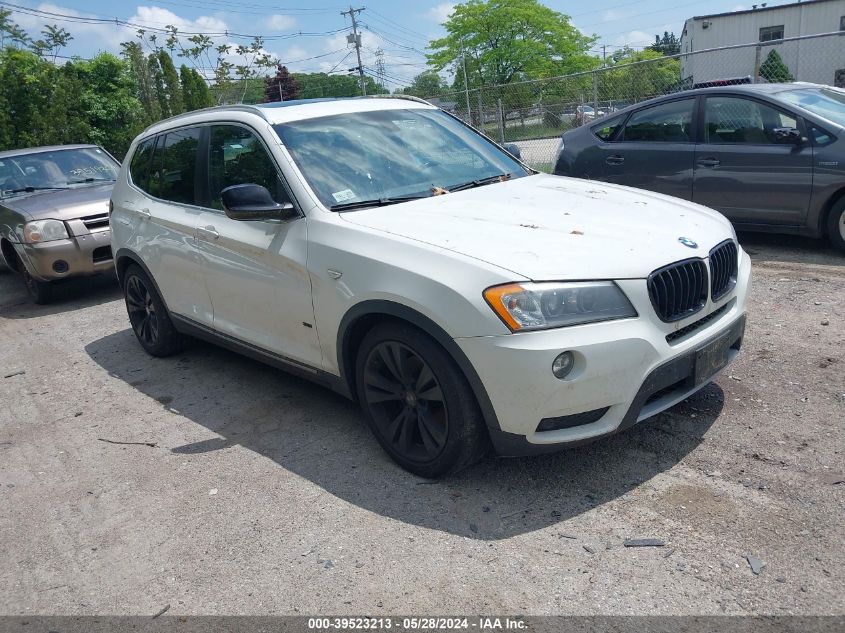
[840,16,845,31]
[759,25,784,42]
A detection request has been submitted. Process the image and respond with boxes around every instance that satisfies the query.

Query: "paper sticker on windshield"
[332,189,356,202]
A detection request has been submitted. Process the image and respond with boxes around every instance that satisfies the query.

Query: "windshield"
[777,87,845,128]
[0,147,118,199]
[273,108,529,209]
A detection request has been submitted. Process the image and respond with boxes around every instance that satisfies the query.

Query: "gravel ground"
[0,232,842,616]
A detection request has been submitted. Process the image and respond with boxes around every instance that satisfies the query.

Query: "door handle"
[137,207,151,218]
[605,155,624,166]
[697,157,720,167]
[197,225,219,240]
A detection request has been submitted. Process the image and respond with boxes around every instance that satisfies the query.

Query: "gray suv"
[553,83,845,252]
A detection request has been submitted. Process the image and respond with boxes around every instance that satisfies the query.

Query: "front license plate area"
[694,332,733,385]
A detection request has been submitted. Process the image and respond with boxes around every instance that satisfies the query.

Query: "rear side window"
[208,125,288,211]
[622,99,694,143]
[149,127,201,204]
[592,114,625,141]
[129,138,154,192]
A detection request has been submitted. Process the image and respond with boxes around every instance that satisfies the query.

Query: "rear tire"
[122,264,185,357]
[827,197,845,253]
[355,322,490,478]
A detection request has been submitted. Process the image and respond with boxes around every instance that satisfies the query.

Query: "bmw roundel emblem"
[678,237,698,248]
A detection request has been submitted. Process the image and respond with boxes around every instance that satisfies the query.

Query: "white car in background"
[110,97,750,478]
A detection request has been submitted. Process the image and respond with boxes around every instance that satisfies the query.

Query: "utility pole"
[602,44,607,66]
[341,6,366,96]
[460,42,471,124]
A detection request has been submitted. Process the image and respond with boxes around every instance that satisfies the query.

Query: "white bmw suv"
[110,97,750,477]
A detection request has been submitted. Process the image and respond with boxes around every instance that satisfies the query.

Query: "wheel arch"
[336,299,502,432]
[114,248,172,313]
[818,185,845,237]
[0,238,21,272]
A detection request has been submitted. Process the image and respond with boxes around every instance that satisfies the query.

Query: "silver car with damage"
[0,144,119,302]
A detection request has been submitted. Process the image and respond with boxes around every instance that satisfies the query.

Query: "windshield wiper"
[330,194,428,211]
[67,177,116,184]
[447,173,510,192]
[5,185,70,194]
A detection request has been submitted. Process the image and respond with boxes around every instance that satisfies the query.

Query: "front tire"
[355,322,490,478]
[122,264,184,357]
[19,259,53,304]
[827,197,845,253]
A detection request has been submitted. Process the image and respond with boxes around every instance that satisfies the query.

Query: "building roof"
[690,0,841,21]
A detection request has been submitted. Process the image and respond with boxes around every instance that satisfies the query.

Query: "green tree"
[292,72,383,98]
[40,24,73,62]
[648,31,680,56]
[157,49,183,116]
[180,65,212,111]
[759,49,794,83]
[401,70,447,97]
[71,53,146,158]
[121,40,161,124]
[264,64,300,102]
[602,48,681,102]
[428,0,595,87]
[0,9,29,49]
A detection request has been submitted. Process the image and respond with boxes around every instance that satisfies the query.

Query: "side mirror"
[220,184,297,221]
[503,143,522,160]
[772,127,803,144]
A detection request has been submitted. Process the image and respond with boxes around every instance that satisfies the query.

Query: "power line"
[0,2,347,40]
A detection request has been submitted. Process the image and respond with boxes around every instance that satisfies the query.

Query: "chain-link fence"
[426,31,845,171]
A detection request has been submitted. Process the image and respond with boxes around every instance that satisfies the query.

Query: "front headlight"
[23,219,69,243]
[483,281,637,332]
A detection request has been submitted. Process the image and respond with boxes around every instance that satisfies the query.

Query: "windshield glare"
[273,108,529,209]
[0,147,118,198]
[778,87,845,128]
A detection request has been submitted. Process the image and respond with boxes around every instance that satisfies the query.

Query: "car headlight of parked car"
[23,219,69,243]
[484,281,637,332]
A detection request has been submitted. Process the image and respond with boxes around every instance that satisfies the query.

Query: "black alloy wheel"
[125,273,160,347]
[122,264,184,357]
[362,340,449,462]
[355,322,490,478]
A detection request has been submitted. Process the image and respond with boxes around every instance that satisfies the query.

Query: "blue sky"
[4,0,756,88]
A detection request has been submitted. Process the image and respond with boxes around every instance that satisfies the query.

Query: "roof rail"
[139,103,269,136]
[367,93,434,106]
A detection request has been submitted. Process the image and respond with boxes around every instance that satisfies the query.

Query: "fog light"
[52,260,69,273]
[552,351,574,379]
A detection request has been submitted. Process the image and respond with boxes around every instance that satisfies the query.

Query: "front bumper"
[455,248,751,456]
[17,228,113,281]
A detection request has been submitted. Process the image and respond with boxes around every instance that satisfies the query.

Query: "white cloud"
[130,6,228,34]
[613,30,656,49]
[14,3,135,52]
[426,3,454,24]
[602,9,624,22]
[266,14,296,31]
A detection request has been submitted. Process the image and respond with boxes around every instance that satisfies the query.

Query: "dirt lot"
[0,233,842,616]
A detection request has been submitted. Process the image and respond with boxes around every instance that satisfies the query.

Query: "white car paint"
[111,97,750,458]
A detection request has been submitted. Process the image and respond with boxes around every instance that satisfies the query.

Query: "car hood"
[339,173,734,281]
[1,183,113,221]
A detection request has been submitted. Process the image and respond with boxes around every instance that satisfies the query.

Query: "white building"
[680,0,845,87]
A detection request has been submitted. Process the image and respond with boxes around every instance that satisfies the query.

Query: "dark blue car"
[554,83,845,252]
